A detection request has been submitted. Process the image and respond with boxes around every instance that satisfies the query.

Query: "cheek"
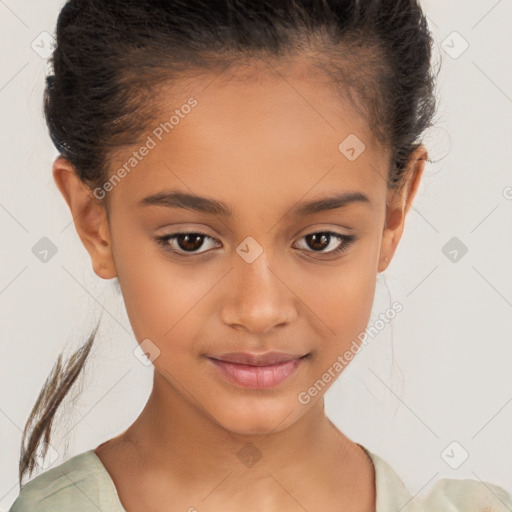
[331,268,375,326]
[121,264,206,337]
[114,239,220,365]
[296,255,378,356]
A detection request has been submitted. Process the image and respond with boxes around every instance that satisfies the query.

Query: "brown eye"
[295,231,356,256]
[155,231,220,255]
[175,233,205,252]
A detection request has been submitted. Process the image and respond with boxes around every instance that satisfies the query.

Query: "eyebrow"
[139,189,371,216]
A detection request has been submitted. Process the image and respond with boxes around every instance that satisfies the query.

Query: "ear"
[53,156,117,279]
[378,145,427,273]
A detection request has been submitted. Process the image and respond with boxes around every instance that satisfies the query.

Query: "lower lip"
[208,356,306,389]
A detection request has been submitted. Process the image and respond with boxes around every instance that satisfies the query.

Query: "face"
[55,60,424,435]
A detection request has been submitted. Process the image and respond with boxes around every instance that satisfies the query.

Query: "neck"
[109,370,374,510]
[127,371,344,473]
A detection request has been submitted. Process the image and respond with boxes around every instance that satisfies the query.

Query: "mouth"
[207,352,310,389]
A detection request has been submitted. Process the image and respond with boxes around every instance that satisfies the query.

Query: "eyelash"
[155,230,357,258]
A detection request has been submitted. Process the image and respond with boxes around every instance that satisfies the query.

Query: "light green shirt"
[8,443,512,511]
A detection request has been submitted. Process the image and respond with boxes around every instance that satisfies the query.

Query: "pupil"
[178,233,203,251]
[307,233,329,251]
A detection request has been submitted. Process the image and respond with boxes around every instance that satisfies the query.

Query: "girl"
[8,0,512,511]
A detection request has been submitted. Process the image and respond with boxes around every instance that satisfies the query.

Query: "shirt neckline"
[86,443,412,512]
[88,448,128,512]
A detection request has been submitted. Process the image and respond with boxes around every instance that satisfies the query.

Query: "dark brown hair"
[18,0,439,487]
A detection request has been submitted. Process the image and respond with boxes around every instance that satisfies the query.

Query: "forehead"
[107,61,388,210]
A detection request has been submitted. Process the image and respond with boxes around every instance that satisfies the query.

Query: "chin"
[211,403,300,437]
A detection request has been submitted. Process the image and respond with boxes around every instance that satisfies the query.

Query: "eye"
[155,230,357,258]
[294,231,357,257]
[155,231,220,255]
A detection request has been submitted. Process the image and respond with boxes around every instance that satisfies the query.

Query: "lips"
[208,351,309,367]
[206,351,310,389]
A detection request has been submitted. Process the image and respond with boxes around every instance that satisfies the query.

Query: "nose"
[220,248,298,335]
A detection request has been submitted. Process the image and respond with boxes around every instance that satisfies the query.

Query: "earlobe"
[378,255,390,273]
[52,157,117,280]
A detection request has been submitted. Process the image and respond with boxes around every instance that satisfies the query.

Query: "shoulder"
[8,450,119,512]
[359,444,512,512]
[415,477,512,511]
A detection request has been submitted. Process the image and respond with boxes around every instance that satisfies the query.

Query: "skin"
[53,59,426,512]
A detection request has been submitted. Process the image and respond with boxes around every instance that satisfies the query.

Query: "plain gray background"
[1,0,511,509]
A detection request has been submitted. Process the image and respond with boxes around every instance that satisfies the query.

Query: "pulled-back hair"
[19,0,439,488]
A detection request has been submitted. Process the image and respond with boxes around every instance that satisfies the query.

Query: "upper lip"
[208,351,308,366]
